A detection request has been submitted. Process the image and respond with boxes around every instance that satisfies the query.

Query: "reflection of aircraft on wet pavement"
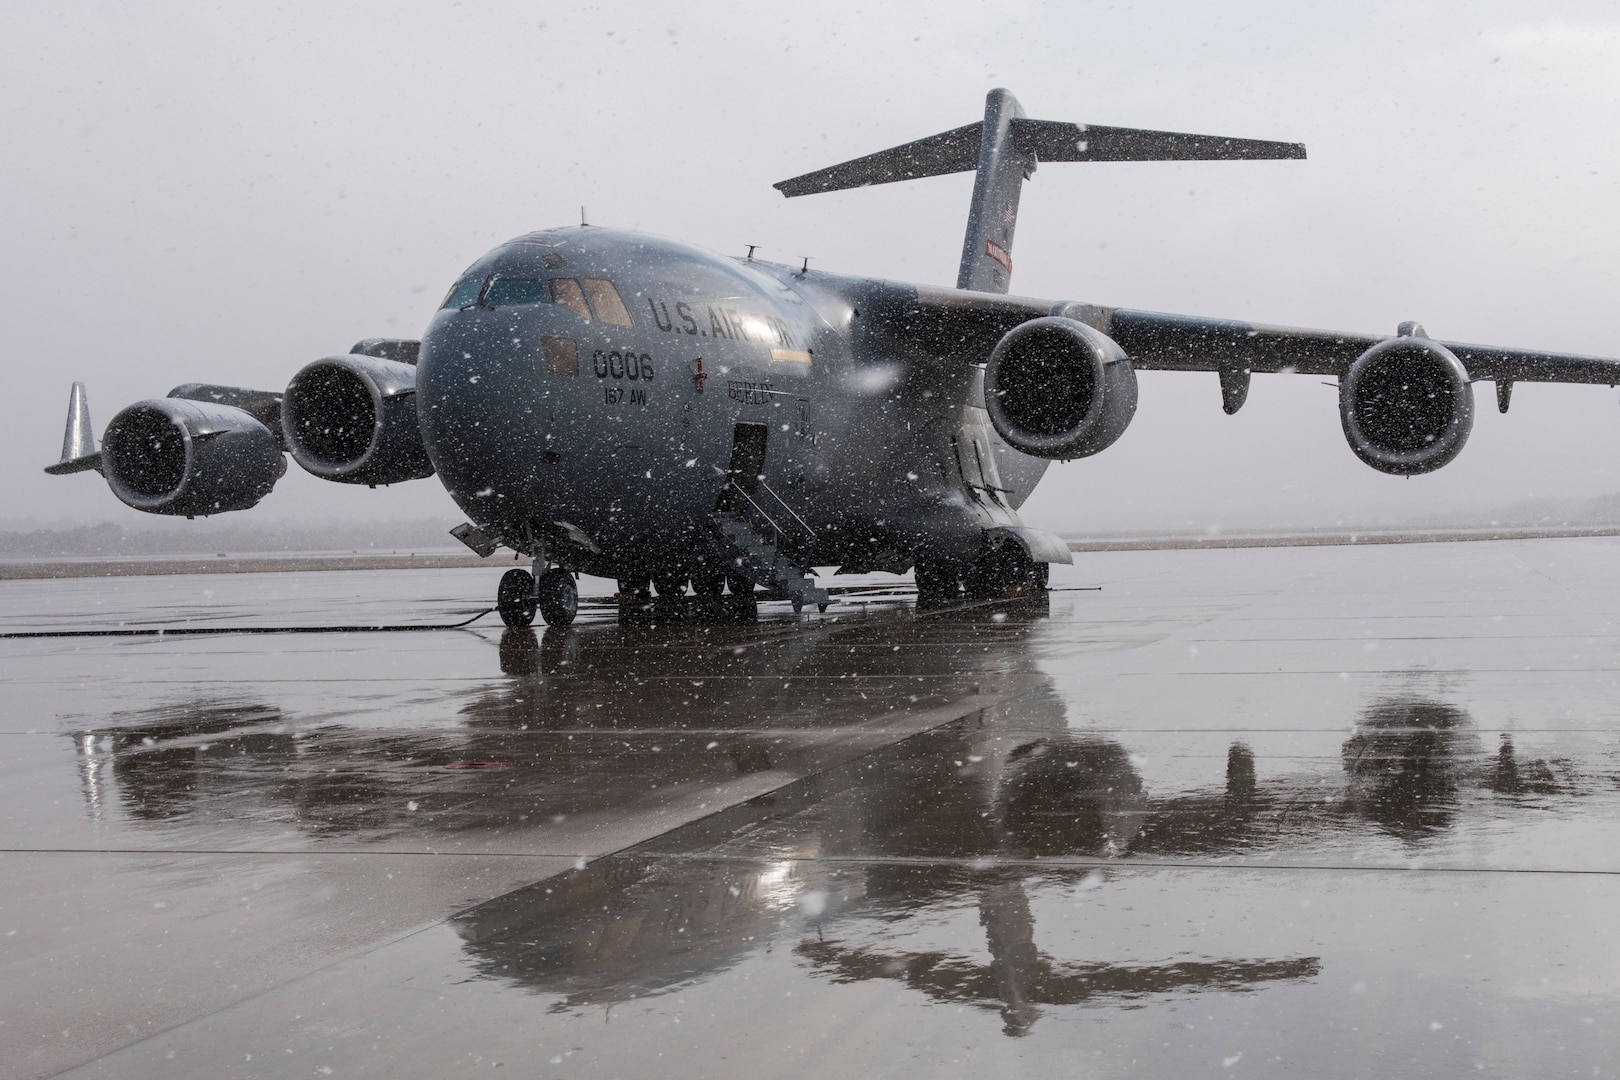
[72,613,1573,1036]
[459,690,1551,1033]
[45,90,1620,627]
[74,657,1561,849]
[68,612,1007,838]
[730,693,1566,1034]
[794,883,1321,1038]
[455,695,1570,1032]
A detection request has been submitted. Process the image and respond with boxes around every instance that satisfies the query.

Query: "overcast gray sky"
[6,0,1620,534]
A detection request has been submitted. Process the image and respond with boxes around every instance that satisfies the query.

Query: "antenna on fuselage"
[580,205,589,227]
[772,89,1305,295]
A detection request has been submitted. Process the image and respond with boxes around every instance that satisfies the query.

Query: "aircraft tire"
[965,544,1039,600]
[616,577,652,601]
[497,568,538,628]
[536,569,578,628]
[691,565,725,600]
[914,560,961,605]
[723,574,759,620]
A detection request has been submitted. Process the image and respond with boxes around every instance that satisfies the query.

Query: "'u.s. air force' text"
[647,299,801,349]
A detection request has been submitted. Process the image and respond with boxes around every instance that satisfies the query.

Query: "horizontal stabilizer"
[776,90,1306,295]
[1011,119,1305,164]
[775,118,1304,197]
[774,124,984,197]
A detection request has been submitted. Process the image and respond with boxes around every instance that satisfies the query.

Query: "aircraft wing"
[1101,308,1620,386]
[883,285,1620,386]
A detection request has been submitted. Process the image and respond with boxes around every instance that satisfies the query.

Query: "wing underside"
[1103,309,1620,385]
[880,285,1620,386]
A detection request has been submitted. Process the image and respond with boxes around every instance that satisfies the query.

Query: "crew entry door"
[728,422,768,493]
[720,422,769,515]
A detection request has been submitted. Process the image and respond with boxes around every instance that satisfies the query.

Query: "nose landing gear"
[497,569,537,627]
[496,567,578,628]
[536,568,578,627]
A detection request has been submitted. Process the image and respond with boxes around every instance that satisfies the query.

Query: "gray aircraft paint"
[44,90,1620,622]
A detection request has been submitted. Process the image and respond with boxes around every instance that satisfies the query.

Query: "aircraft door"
[728,422,768,493]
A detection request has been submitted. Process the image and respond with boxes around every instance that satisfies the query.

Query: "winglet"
[44,382,103,475]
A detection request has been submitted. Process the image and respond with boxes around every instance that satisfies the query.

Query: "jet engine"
[1339,336,1474,475]
[982,316,1139,459]
[281,354,434,485]
[101,399,285,516]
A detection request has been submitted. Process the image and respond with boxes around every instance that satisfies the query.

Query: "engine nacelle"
[983,316,1139,460]
[1339,336,1474,475]
[101,399,285,516]
[282,354,434,485]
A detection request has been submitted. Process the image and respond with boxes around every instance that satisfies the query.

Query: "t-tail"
[774,89,1305,294]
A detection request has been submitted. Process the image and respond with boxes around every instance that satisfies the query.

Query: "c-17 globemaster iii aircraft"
[44,90,1620,628]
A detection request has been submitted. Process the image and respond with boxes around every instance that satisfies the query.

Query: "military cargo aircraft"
[44,90,1620,628]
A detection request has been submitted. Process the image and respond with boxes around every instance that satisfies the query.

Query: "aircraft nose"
[417,316,547,512]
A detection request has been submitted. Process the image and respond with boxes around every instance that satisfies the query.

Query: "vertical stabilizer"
[956,89,1030,294]
[773,91,1303,295]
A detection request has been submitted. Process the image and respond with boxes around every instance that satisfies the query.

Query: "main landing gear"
[915,543,1050,607]
[614,568,758,623]
[497,567,577,628]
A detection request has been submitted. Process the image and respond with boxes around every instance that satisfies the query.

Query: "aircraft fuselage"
[417,226,1037,583]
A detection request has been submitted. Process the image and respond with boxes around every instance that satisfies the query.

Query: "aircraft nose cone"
[417,316,546,519]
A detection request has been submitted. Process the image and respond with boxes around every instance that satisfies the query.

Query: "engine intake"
[282,355,434,485]
[101,399,285,516]
[1339,336,1474,475]
[983,316,1138,459]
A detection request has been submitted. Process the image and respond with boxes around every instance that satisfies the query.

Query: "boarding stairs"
[712,480,829,613]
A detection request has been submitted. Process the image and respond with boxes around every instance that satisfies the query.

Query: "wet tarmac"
[4,537,1620,1077]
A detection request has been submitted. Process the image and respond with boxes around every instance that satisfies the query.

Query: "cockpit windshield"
[439,274,625,318]
[485,278,546,307]
[440,277,484,310]
[583,278,633,327]
[550,278,592,321]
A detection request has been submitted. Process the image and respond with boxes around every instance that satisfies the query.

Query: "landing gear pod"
[101,399,285,516]
[983,316,1138,460]
[1339,336,1474,475]
[282,355,434,485]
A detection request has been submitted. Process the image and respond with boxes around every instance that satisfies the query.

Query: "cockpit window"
[440,277,485,310]
[551,278,592,321]
[485,278,546,308]
[584,278,633,327]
